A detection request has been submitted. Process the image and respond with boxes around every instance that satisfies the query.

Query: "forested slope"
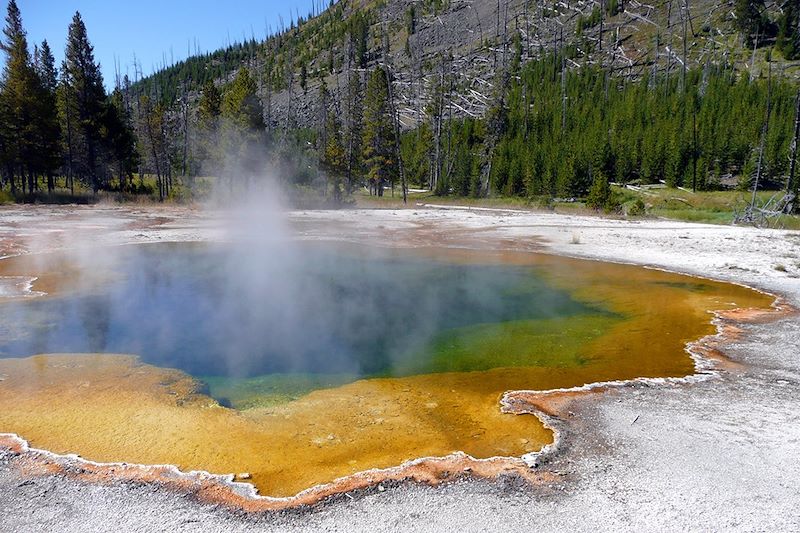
[2,0,799,203]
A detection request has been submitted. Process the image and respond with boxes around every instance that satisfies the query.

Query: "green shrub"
[626,198,647,217]
[586,174,612,210]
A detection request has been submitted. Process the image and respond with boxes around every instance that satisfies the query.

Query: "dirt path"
[1,204,799,531]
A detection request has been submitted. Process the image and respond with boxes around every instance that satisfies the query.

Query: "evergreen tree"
[220,67,265,186]
[56,60,76,193]
[322,109,346,202]
[63,11,107,191]
[361,68,395,196]
[484,47,512,197]
[106,88,138,192]
[344,71,363,194]
[197,80,222,176]
[221,67,264,130]
[350,13,369,69]
[401,123,433,189]
[0,0,39,194]
[734,0,774,47]
[0,88,6,191]
[198,80,221,126]
[56,58,82,193]
[777,1,800,60]
[32,39,61,192]
[33,40,57,92]
[586,172,613,211]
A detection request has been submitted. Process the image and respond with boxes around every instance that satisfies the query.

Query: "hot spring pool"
[0,241,773,496]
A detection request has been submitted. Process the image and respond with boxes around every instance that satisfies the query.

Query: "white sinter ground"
[0,204,799,532]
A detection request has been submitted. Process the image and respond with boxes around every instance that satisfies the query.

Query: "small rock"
[236,473,252,480]
[377,484,385,492]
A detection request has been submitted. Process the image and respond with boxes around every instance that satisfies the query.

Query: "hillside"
[139,0,800,130]
[3,0,797,205]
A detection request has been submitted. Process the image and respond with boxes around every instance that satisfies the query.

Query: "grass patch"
[357,186,800,228]
[640,188,800,228]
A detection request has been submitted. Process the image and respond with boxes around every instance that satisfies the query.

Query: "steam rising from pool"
[0,239,601,382]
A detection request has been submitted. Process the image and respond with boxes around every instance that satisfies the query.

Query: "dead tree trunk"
[143,96,164,202]
[494,0,501,69]
[681,0,688,92]
[285,45,295,130]
[651,33,660,88]
[787,88,800,195]
[751,61,773,209]
[382,16,407,204]
[692,105,698,192]
[599,0,604,53]
[444,54,455,185]
[524,0,531,59]
[561,28,567,134]
[665,0,673,97]
[431,57,445,192]
[65,97,75,195]
[181,79,190,179]
[749,30,759,82]
[523,82,529,141]
[345,42,355,194]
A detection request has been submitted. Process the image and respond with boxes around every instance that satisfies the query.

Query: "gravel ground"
[1,204,799,532]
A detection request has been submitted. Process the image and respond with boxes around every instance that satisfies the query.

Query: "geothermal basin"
[0,236,774,499]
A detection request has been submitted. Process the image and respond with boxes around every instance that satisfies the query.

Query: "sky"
[6,0,316,87]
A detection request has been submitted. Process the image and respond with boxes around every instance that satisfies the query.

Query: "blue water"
[0,242,601,379]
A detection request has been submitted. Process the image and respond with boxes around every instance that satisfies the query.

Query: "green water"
[204,313,617,409]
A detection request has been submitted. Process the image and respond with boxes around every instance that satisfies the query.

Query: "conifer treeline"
[0,2,137,197]
[399,56,799,199]
[1,0,799,204]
